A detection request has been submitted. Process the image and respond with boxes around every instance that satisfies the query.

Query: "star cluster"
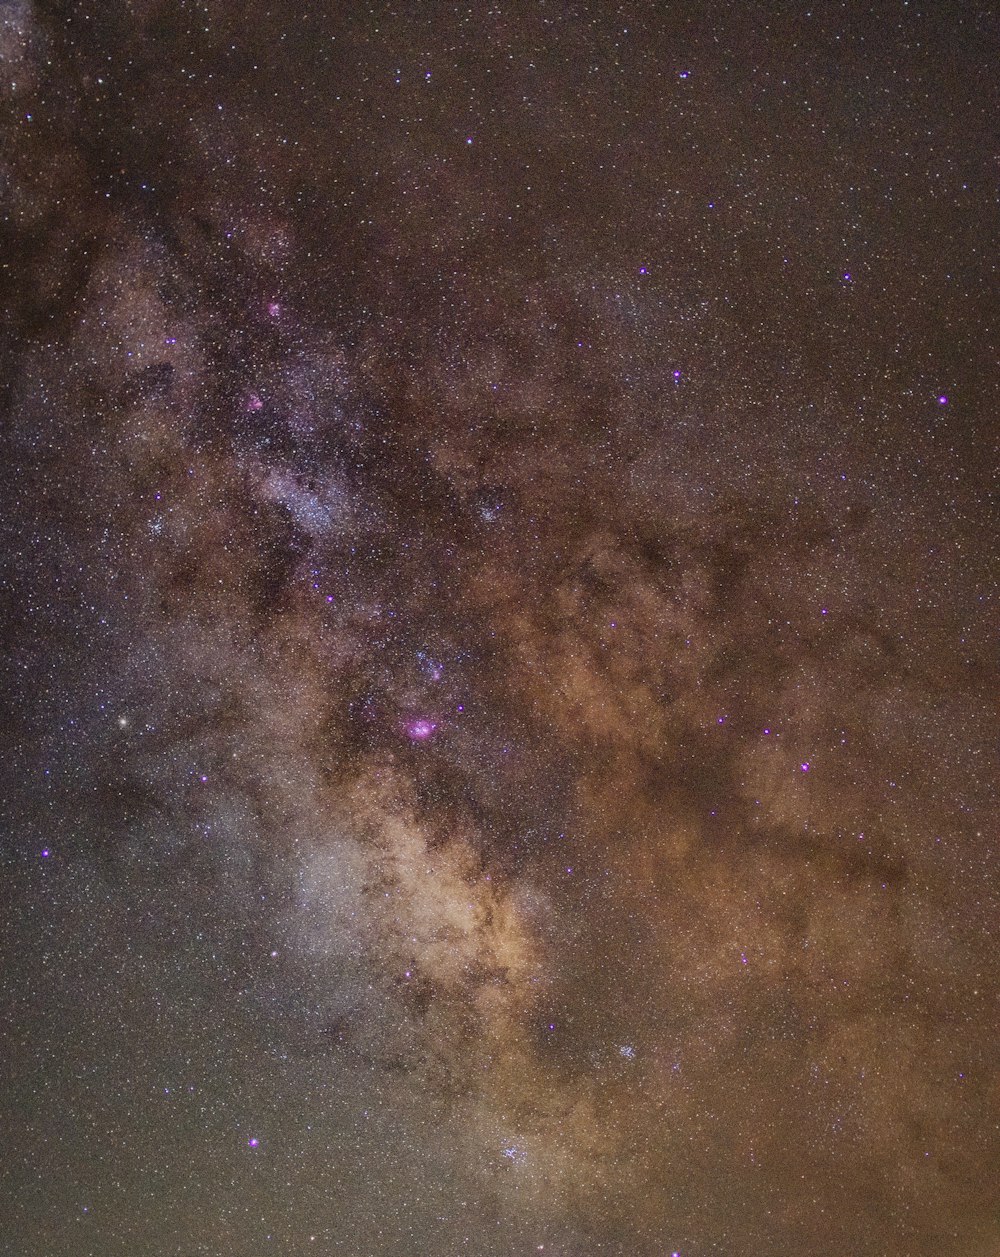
[1,3,996,1255]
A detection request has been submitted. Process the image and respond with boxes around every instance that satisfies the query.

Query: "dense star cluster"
[1,3,997,1255]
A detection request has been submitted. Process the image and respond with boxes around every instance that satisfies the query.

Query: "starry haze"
[1,3,997,1255]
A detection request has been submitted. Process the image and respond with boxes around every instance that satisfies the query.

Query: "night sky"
[2,3,997,1255]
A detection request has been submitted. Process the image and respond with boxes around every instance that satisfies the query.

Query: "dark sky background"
[1,2,997,1254]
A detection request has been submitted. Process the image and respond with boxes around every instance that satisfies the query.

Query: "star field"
[1,3,997,1255]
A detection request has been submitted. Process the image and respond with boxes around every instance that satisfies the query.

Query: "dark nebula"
[1,3,997,1255]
